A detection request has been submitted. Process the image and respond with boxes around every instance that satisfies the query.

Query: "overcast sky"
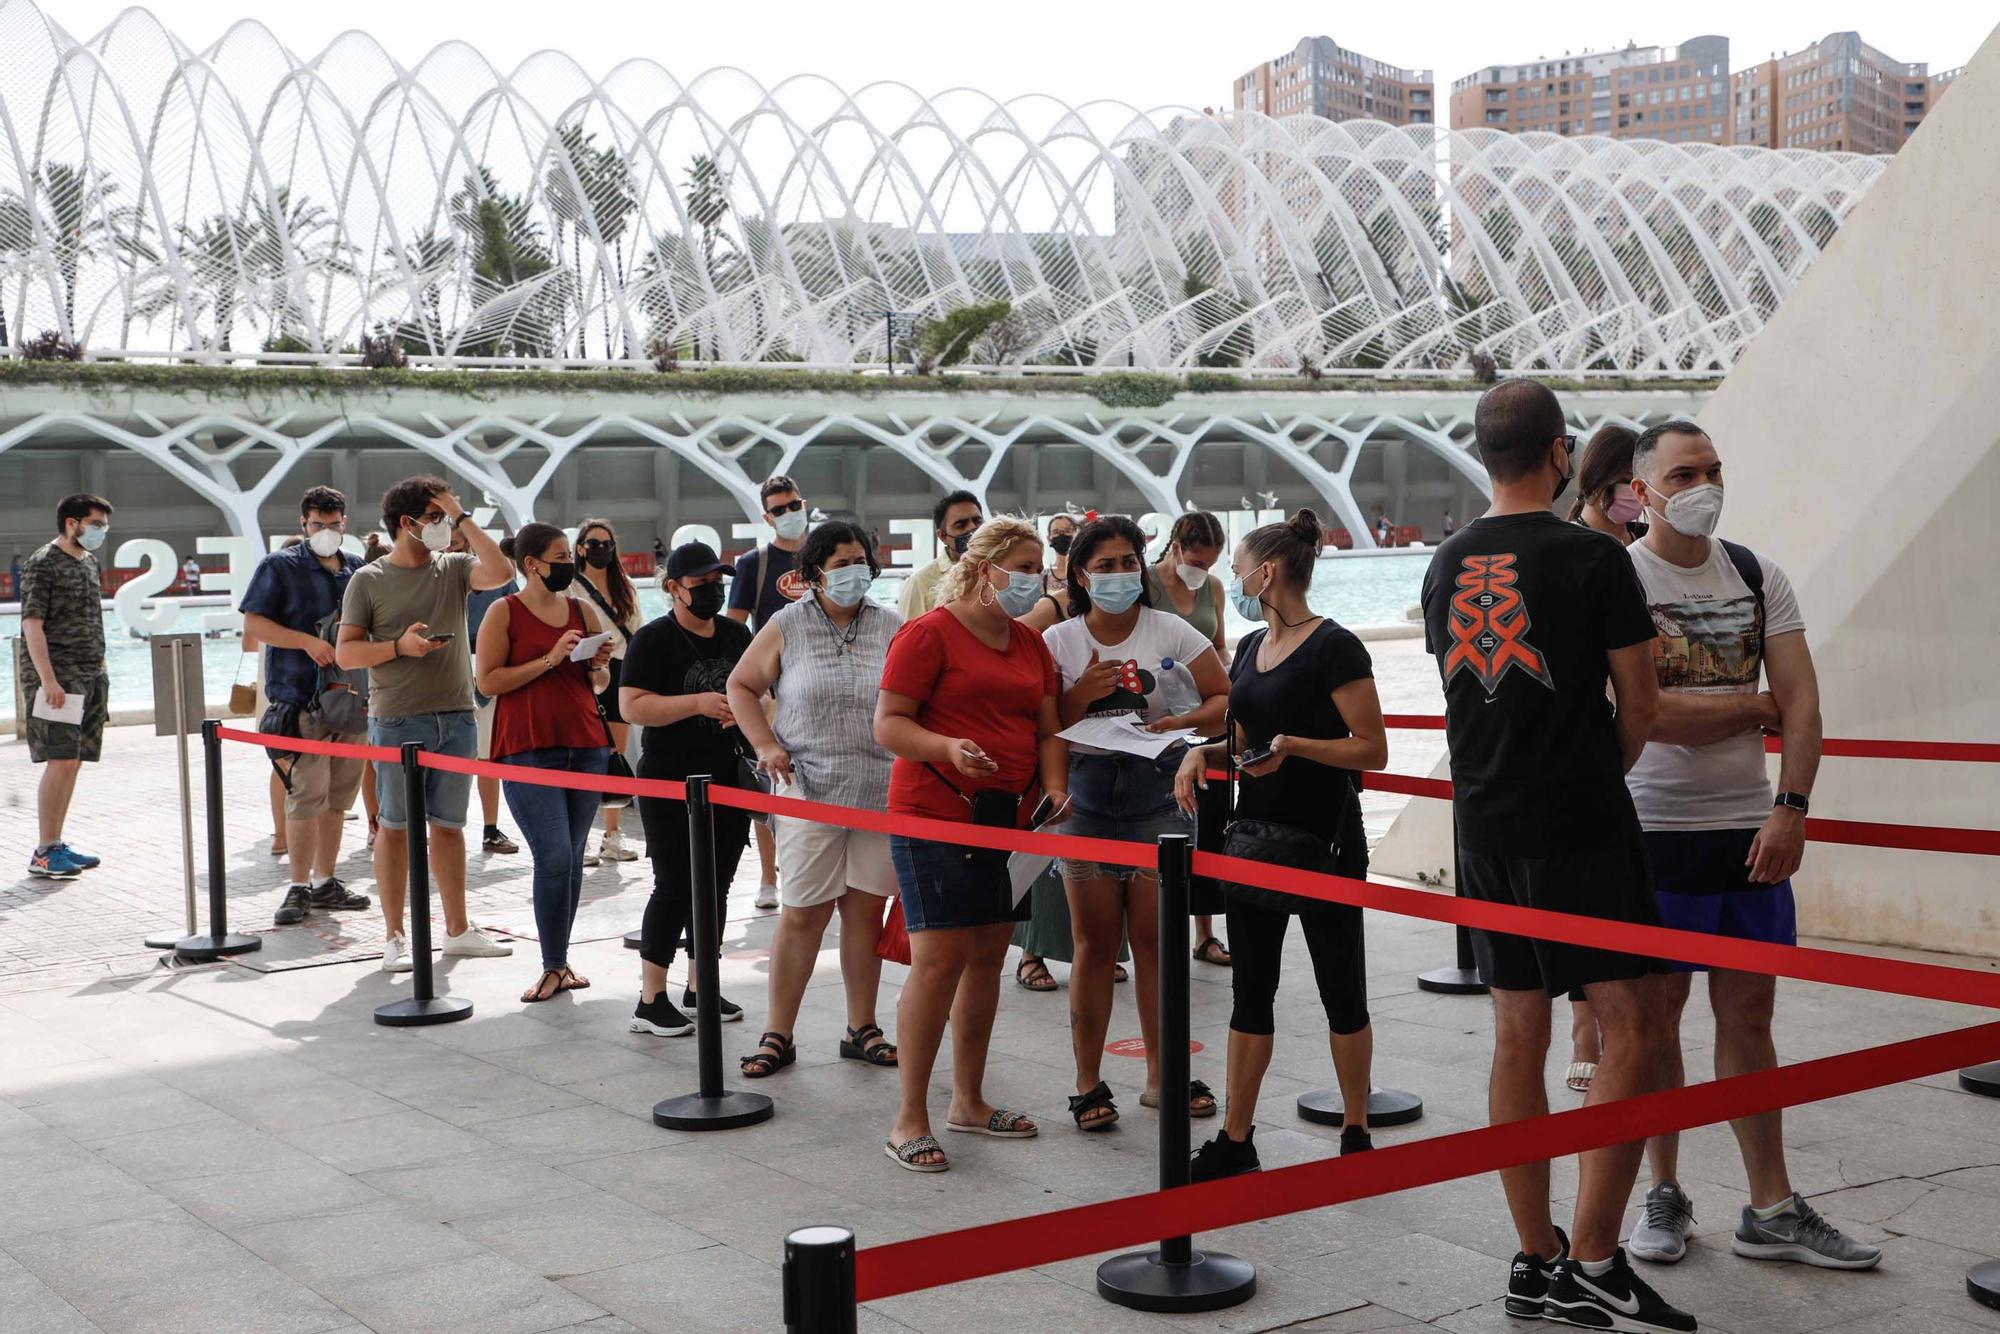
[41,1,1997,110]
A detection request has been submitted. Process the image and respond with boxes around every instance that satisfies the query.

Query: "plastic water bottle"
[1155,656,1201,720]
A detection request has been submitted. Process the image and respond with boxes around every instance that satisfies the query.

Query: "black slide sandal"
[1068,1081,1119,1132]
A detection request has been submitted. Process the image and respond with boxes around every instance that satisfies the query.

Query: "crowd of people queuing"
[10,369,1876,1331]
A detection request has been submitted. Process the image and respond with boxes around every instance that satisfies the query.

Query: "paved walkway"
[2,643,1997,1332]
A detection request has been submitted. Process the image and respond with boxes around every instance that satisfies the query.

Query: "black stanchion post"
[1098,833,1255,1313]
[1417,833,1487,995]
[176,719,262,962]
[1970,1259,2000,1312]
[654,774,774,1130]
[783,1225,858,1333]
[375,741,471,1026]
[1960,1063,2000,1098]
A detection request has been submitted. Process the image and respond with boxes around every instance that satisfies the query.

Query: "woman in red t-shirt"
[874,516,1068,1172]
[474,523,614,1004]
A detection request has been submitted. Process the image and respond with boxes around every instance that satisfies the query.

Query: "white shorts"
[475,697,496,762]
[774,815,895,908]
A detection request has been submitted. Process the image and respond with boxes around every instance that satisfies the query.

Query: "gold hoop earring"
[977,579,997,608]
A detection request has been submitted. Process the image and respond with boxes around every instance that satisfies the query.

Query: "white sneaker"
[381,934,412,972]
[600,830,638,862]
[581,846,602,868]
[442,926,513,958]
[755,882,779,910]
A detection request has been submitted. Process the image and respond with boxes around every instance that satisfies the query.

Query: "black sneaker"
[1506,1226,1569,1319]
[307,876,370,911]
[1189,1128,1260,1183]
[683,988,743,1022]
[629,995,694,1037]
[273,885,311,926]
[1340,1125,1373,1155]
[1544,1248,1696,1333]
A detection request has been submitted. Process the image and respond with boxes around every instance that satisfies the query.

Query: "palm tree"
[380,228,456,354]
[0,192,30,351]
[450,169,565,358]
[683,154,731,271]
[588,142,637,357]
[30,162,118,338]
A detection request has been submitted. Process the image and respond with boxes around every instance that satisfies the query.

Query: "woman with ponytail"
[573,517,642,863]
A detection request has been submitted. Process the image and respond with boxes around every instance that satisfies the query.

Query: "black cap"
[664,541,729,581]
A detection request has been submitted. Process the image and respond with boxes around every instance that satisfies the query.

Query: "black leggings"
[636,790,752,971]
[1225,897,1370,1036]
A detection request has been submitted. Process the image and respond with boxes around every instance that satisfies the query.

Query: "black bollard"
[1418,839,1487,995]
[1097,833,1255,1313]
[1960,1063,2000,1099]
[375,742,472,1026]
[1970,1259,2000,1312]
[782,1225,858,1332]
[654,775,774,1130]
[176,720,263,962]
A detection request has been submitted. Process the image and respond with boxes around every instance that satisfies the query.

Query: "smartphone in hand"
[1234,742,1274,769]
[424,631,456,645]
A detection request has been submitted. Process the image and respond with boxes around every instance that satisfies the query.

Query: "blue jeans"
[500,746,609,971]
[369,711,477,830]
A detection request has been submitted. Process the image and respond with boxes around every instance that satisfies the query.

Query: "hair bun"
[497,535,516,560]
[1286,508,1323,546]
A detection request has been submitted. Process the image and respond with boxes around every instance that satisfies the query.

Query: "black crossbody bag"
[925,763,1038,829]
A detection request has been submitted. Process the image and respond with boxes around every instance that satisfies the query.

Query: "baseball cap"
[664,541,730,581]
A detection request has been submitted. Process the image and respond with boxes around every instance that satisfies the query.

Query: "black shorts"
[1459,839,1661,998]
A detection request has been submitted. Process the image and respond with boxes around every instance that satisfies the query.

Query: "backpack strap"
[753,543,771,628]
[1717,539,1766,626]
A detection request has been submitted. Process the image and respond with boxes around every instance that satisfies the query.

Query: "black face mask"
[948,530,973,556]
[538,560,576,593]
[582,547,614,570]
[683,582,725,621]
[1049,533,1073,556]
[1551,450,1572,502]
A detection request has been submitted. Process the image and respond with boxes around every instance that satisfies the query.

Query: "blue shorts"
[1643,828,1797,973]
[369,710,477,830]
[892,832,1028,933]
[1059,751,1190,882]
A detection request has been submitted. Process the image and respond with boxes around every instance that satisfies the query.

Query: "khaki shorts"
[475,696,496,761]
[283,712,366,820]
[774,815,895,908]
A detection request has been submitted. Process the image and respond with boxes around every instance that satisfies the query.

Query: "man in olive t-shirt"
[335,475,516,973]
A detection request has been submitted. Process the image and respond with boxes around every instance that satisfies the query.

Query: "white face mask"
[772,509,809,542]
[1648,482,1724,539]
[1175,562,1210,590]
[415,518,452,552]
[307,528,345,558]
[75,523,109,552]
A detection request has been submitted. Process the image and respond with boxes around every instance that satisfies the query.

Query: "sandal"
[1112,963,1129,984]
[1067,1081,1119,1132]
[741,1032,796,1078]
[1015,956,1058,992]
[839,1023,898,1067]
[520,969,565,1004]
[945,1108,1038,1138]
[1193,936,1232,967]
[1565,1061,1597,1093]
[885,1134,948,1173]
[1140,1079,1217,1118]
[559,967,590,991]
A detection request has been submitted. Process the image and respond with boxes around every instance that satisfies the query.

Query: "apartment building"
[1732,32,1958,154]
[1233,36,1434,126]
[1449,36,1730,144]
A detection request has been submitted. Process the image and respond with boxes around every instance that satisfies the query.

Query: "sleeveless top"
[1146,564,1221,643]
[768,596,898,810]
[489,595,607,760]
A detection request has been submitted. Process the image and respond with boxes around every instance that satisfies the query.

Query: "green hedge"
[0,360,1704,407]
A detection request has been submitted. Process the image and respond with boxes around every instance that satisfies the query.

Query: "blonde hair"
[937,515,1043,605]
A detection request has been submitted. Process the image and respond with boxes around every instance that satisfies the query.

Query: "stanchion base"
[653,1089,774,1131]
[1417,966,1487,995]
[374,995,474,1027]
[175,933,262,962]
[144,929,190,950]
[1096,1248,1256,1313]
[1959,1063,2000,1099]
[623,929,643,950]
[1970,1260,2000,1311]
[1297,1086,1425,1128]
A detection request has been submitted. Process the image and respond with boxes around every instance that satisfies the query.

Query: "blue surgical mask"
[1226,566,1267,621]
[820,564,871,608]
[1088,571,1143,615]
[995,570,1044,617]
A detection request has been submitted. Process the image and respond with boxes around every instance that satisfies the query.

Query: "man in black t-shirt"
[728,474,811,908]
[1421,381,1689,1333]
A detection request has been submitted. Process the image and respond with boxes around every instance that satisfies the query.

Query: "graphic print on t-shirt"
[1443,553,1554,699]
[681,654,734,731]
[1648,594,1762,690]
[1084,659,1153,719]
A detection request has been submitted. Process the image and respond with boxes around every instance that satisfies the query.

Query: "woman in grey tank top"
[726,521,902,1077]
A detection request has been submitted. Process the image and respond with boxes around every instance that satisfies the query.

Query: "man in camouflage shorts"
[21,494,115,880]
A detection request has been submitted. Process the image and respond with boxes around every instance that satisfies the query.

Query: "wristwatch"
[1774,791,1810,814]
[452,512,474,529]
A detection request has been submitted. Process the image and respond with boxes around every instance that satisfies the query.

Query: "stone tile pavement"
[2,641,1998,1331]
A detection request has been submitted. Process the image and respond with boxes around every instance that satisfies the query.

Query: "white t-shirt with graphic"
[1625,539,1806,831]
[1044,609,1216,755]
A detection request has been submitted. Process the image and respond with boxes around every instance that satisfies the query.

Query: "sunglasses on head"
[766,499,804,515]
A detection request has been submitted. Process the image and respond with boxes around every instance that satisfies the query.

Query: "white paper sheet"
[568,630,613,662]
[31,687,83,726]
[1055,716,1201,760]
[1009,851,1052,907]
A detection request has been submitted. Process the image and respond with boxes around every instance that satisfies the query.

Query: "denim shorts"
[369,710,477,830]
[1059,751,1191,882]
[892,832,1028,933]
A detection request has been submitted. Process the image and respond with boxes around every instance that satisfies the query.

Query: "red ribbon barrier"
[1380,713,2000,763]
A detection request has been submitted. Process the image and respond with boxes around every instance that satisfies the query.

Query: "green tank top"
[1146,564,1220,643]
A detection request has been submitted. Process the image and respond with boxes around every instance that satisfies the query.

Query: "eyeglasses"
[765,499,804,516]
[415,510,446,525]
[304,518,345,533]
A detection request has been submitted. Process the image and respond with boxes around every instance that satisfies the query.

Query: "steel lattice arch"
[0,1,1891,374]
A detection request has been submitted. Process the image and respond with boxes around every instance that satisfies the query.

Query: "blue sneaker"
[62,844,100,870]
[28,846,87,879]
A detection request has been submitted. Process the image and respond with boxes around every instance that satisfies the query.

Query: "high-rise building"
[1448,36,1730,144]
[1732,33,1957,154]
[1232,36,1434,126]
